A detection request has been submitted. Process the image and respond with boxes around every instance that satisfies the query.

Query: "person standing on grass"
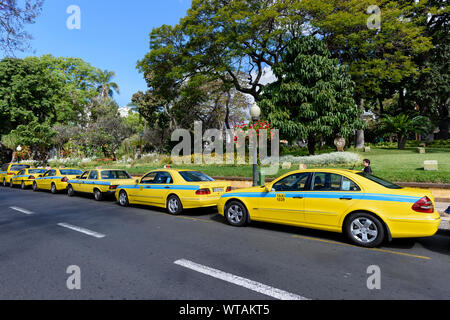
[363,159,373,175]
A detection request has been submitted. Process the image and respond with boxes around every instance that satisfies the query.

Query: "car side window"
[154,172,173,184]
[44,170,51,177]
[312,173,342,191]
[88,171,98,180]
[18,170,25,175]
[80,171,89,179]
[1,164,8,171]
[341,177,361,192]
[272,173,310,192]
[141,172,157,184]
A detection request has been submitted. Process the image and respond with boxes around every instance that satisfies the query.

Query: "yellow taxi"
[115,169,232,215]
[1,163,31,187]
[67,169,135,201]
[217,169,441,247]
[10,168,47,189]
[33,168,84,194]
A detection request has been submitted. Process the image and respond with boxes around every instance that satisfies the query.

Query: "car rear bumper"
[182,196,222,209]
[387,212,441,238]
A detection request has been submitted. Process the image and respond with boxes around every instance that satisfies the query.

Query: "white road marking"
[9,206,34,215]
[174,259,309,300]
[57,223,105,239]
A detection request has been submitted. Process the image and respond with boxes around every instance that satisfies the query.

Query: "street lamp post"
[16,146,22,163]
[250,103,261,187]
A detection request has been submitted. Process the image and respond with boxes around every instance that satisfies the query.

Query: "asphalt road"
[1,186,450,300]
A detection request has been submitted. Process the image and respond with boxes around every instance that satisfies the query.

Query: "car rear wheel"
[166,195,183,215]
[345,212,385,248]
[225,201,248,227]
[2,179,6,187]
[9,179,13,188]
[51,183,57,194]
[32,181,39,192]
[118,190,129,207]
[21,181,26,190]
[67,184,75,197]
[94,189,103,201]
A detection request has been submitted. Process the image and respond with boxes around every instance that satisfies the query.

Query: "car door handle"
[293,196,304,199]
[340,197,353,200]
[165,186,170,189]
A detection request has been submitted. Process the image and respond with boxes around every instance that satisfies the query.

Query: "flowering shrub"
[261,152,361,166]
[233,120,275,144]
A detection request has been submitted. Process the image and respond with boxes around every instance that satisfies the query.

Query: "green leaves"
[260,36,363,154]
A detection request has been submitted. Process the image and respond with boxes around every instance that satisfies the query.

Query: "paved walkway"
[437,202,450,230]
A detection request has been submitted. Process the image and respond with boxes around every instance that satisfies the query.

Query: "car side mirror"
[135,179,140,184]
[75,175,80,178]
[38,175,43,178]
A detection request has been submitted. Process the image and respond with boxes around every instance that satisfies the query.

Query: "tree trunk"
[398,135,407,150]
[307,134,316,155]
[355,98,365,149]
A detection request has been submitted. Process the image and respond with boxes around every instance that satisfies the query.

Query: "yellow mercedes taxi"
[33,168,84,194]
[217,169,441,247]
[115,169,232,215]
[10,168,47,189]
[67,169,135,201]
[1,163,31,187]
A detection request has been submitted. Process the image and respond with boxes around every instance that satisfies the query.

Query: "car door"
[256,172,311,224]
[148,172,174,206]
[85,170,99,193]
[73,171,90,192]
[303,172,362,228]
[133,172,159,204]
[41,170,56,189]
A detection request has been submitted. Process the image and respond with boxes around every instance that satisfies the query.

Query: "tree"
[380,114,433,149]
[96,69,120,102]
[259,36,364,155]
[0,0,44,54]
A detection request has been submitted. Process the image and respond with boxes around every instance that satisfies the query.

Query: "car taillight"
[412,196,434,213]
[29,175,35,180]
[61,177,69,182]
[226,186,232,192]
[109,185,118,190]
[196,188,211,195]
[7,172,14,175]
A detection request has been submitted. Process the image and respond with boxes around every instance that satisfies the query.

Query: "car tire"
[51,183,57,194]
[9,179,14,188]
[94,189,103,201]
[67,184,75,197]
[166,195,183,215]
[21,181,26,190]
[32,181,39,192]
[345,212,385,248]
[224,201,248,227]
[118,190,129,207]
[2,179,6,187]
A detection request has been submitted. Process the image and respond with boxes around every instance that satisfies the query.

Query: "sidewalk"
[437,202,450,231]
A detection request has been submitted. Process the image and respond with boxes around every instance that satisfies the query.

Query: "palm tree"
[380,114,433,149]
[96,69,120,102]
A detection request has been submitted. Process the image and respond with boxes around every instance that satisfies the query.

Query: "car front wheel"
[32,181,39,192]
[67,185,75,197]
[345,212,385,248]
[118,190,129,207]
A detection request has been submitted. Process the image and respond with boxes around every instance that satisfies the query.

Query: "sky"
[11,0,192,107]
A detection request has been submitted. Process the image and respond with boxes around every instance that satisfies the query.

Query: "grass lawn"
[77,147,450,184]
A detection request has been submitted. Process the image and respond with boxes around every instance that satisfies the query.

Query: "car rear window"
[10,165,31,171]
[60,169,83,176]
[179,171,214,182]
[101,170,131,179]
[356,173,402,189]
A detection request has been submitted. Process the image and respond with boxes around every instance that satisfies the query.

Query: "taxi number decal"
[277,194,286,202]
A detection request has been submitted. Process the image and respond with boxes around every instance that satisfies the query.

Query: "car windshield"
[10,165,30,171]
[101,170,131,179]
[28,169,47,174]
[356,173,402,189]
[60,169,83,176]
[179,171,214,182]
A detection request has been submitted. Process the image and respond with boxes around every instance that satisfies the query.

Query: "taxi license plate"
[213,188,223,192]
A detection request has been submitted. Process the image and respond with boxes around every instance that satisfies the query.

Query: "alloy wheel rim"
[227,205,244,224]
[168,198,179,213]
[350,217,378,244]
[119,192,127,205]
